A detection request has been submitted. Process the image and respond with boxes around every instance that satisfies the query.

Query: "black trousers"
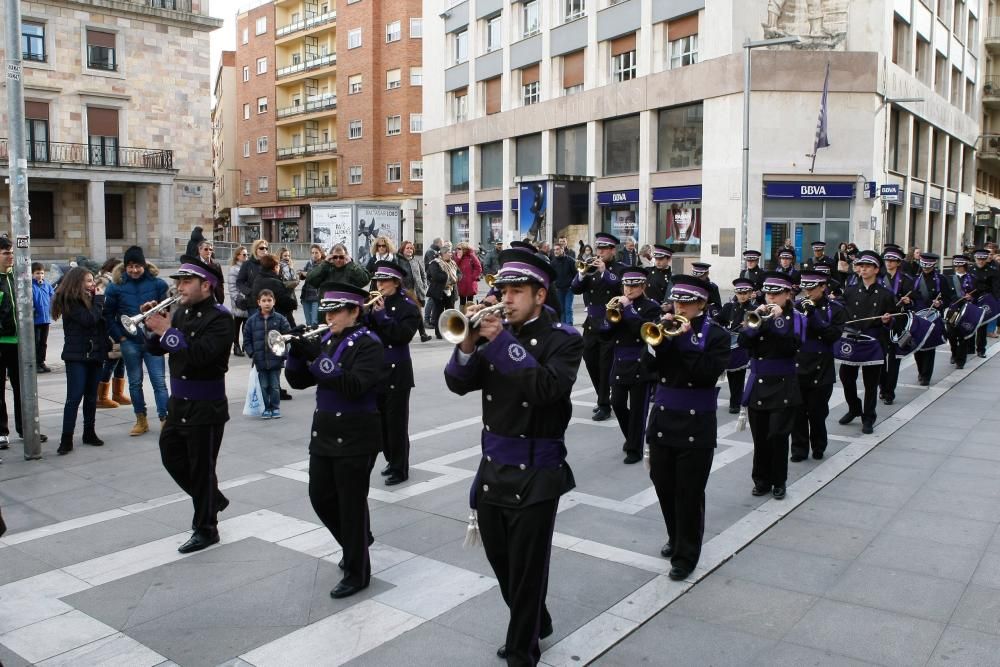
[791,382,834,458]
[976,326,988,355]
[478,498,559,667]
[749,407,795,488]
[0,342,23,436]
[160,421,227,532]
[309,453,372,589]
[582,332,613,409]
[949,332,972,368]
[914,349,936,382]
[879,348,901,400]
[649,445,713,572]
[378,388,411,477]
[727,369,746,411]
[34,324,49,366]
[610,381,650,455]
[840,363,882,423]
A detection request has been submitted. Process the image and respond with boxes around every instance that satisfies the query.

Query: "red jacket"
[457,252,483,298]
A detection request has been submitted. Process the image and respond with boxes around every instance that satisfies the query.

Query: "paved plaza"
[1,312,999,666]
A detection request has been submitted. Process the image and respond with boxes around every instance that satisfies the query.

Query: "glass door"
[794,222,822,261]
[764,221,789,268]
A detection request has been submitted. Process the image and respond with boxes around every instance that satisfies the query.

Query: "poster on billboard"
[609,209,639,244]
[311,206,353,252]
[662,204,701,247]
[355,205,401,268]
[518,182,546,242]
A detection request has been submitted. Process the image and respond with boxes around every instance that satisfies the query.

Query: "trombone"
[438,303,506,345]
[640,315,690,346]
[606,296,625,323]
[120,295,181,335]
[267,323,332,356]
[576,258,598,276]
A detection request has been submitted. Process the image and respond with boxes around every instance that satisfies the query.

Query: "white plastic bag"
[243,366,264,417]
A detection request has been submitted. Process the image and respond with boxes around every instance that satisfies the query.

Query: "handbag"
[837,259,849,273]
[242,366,265,417]
[108,341,122,360]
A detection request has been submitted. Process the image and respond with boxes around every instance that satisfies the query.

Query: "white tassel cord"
[462,510,481,549]
[643,442,651,472]
[736,406,748,432]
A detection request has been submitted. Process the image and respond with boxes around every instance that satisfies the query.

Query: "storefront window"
[480,213,503,245]
[556,124,587,176]
[657,201,701,254]
[604,115,640,176]
[516,134,542,176]
[762,196,851,266]
[450,215,470,243]
[602,206,638,242]
[480,142,503,188]
[657,104,703,171]
[450,149,469,192]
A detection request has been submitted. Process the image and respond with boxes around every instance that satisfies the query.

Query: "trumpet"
[796,298,816,314]
[484,274,496,288]
[576,258,598,275]
[120,295,181,335]
[438,303,506,345]
[267,323,332,356]
[744,304,778,329]
[640,315,690,346]
[606,296,625,323]
[363,290,385,309]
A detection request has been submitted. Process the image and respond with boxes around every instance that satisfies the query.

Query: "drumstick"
[844,313,908,325]
[894,291,912,307]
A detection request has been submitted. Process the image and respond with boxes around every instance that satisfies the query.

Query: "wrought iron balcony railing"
[276,95,337,119]
[278,185,337,199]
[276,142,337,159]
[276,53,336,78]
[0,139,173,169]
[276,11,336,38]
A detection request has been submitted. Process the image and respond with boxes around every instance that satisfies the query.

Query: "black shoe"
[57,433,73,456]
[728,405,740,414]
[623,452,642,465]
[178,530,220,554]
[812,451,824,460]
[772,486,786,499]
[592,405,600,414]
[381,464,392,476]
[592,407,611,422]
[497,624,552,658]
[950,356,955,365]
[660,541,674,558]
[668,566,692,581]
[751,484,771,496]
[38,365,51,374]
[219,495,230,514]
[790,453,806,462]
[280,389,293,401]
[978,351,987,358]
[838,411,860,425]
[82,428,104,446]
[385,473,408,486]
[883,397,894,405]
[918,377,930,386]
[861,421,874,435]
[420,333,432,342]
[330,580,367,599]
[956,364,965,370]
[232,345,245,357]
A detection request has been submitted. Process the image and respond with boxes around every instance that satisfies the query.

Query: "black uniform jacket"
[366,290,421,392]
[286,324,384,458]
[608,296,661,385]
[718,299,755,331]
[970,263,1000,299]
[149,297,233,425]
[702,280,723,318]
[912,270,955,313]
[570,261,627,335]
[738,303,804,410]
[796,296,846,386]
[444,310,583,509]
[740,266,765,292]
[645,267,671,303]
[842,280,898,348]
[644,314,730,449]
[880,270,916,311]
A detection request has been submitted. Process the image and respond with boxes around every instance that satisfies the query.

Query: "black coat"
[551,254,576,290]
[608,296,660,385]
[571,261,627,334]
[61,296,108,363]
[796,296,846,386]
[427,260,459,301]
[366,290,421,391]
[645,266,671,303]
[236,257,263,300]
[251,273,298,319]
[739,303,804,411]
[841,280,899,348]
[912,270,954,312]
[970,263,1000,299]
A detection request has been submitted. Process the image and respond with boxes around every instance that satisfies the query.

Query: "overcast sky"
[208,0,243,102]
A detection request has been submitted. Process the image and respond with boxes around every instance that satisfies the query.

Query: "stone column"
[158,182,175,262]
[135,186,148,248]
[86,180,107,263]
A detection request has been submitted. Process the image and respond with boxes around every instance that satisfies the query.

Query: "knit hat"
[123,245,146,267]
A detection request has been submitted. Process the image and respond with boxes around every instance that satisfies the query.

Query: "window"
[612,51,636,82]
[256,57,267,74]
[243,140,250,157]
[516,133,542,176]
[556,124,588,175]
[386,68,401,89]
[387,115,401,135]
[244,179,251,196]
[410,160,423,181]
[480,141,503,188]
[242,27,248,44]
[454,89,469,121]
[258,176,268,192]
[484,77,501,114]
[387,163,402,182]
[24,104,49,163]
[565,0,585,21]
[657,103,703,171]
[86,30,117,71]
[450,149,469,192]
[242,66,249,82]
[243,103,250,119]
[522,1,539,37]
[348,28,362,49]
[455,29,468,64]
[28,191,54,239]
[486,15,502,52]
[255,16,266,35]
[22,22,45,62]
[410,67,423,86]
[349,74,362,94]
[410,18,423,38]
[349,166,362,184]
[604,114,640,175]
[669,35,698,68]
[105,194,124,239]
[523,81,540,105]
[349,120,363,139]
[257,96,268,113]
[386,20,401,42]
[563,49,584,94]
[257,136,268,153]
[410,113,423,132]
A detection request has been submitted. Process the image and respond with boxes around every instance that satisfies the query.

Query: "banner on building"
[519,181,546,242]
[311,205,353,251]
[662,204,701,246]
[356,205,402,268]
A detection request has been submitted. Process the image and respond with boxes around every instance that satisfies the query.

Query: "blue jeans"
[100,356,126,383]
[557,288,574,325]
[303,301,320,327]
[424,298,434,325]
[63,360,100,435]
[257,368,281,412]
[120,339,169,419]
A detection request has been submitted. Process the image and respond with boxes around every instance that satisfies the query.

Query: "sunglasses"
[331,255,347,260]
[258,246,269,251]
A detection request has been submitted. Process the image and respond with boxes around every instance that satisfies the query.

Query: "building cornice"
[34,0,223,31]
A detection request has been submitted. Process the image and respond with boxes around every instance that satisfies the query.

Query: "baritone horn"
[267,323,333,356]
[438,303,506,345]
[120,295,182,335]
[640,315,690,346]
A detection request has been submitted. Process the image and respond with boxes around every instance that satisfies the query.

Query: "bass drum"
[944,302,985,340]
[834,330,885,366]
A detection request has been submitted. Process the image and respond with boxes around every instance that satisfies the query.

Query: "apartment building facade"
[213,50,238,233]
[0,0,221,262]
[975,0,1000,245]
[422,0,984,278]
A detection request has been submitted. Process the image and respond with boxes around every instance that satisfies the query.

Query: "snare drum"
[945,302,986,339]
[916,308,946,351]
[834,331,885,366]
[977,293,1000,326]
[890,312,932,356]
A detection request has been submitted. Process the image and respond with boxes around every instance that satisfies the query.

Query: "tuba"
[640,315,690,346]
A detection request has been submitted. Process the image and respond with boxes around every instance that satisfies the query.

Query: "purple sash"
[653,386,720,412]
[316,388,377,414]
[482,432,564,469]
[741,358,797,406]
[170,378,226,401]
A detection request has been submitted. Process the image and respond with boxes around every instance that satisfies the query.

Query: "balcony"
[278,185,337,199]
[276,95,337,119]
[0,139,173,170]
[276,53,336,78]
[985,76,1000,109]
[987,16,1000,53]
[276,11,336,38]
[980,134,1000,165]
[276,142,337,160]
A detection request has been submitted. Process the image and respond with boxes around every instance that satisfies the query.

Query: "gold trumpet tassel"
[462,510,481,549]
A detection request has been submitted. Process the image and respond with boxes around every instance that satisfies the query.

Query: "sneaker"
[261,410,272,420]
[0,434,7,450]
[270,409,282,419]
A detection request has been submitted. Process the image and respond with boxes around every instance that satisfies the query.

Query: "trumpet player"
[445,250,583,665]
[144,257,233,554]
[285,282,384,599]
[607,268,661,465]
[366,261,421,486]
[739,273,805,500]
[791,273,845,462]
[645,245,673,303]
[718,278,756,414]
[690,262,723,318]
[739,250,765,302]
[645,275,730,581]
[572,232,627,422]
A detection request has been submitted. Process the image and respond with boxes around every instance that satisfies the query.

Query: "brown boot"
[96,381,119,409]
[129,413,149,436]
[111,377,132,405]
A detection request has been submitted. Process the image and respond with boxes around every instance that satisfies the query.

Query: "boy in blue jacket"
[32,262,55,373]
[243,289,291,418]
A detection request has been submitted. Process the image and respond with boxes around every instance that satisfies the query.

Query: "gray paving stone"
[0,640,33,667]
[926,469,1000,500]
[757,517,878,560]
[926,625,1000,666]
[950,584,1000,636]
[883,508,997,550]
[223,475,312,509]
[750,642,878,666]
[552,505,667,559]
[952,440,1000,462]
[98,467,189,500]
[788,598,944,666]
[972,551,1000,590]
[398,479,476,522]
[794,496,898,532]
[715,543,851,597]
[0,469,93,502]
[906,485,1000,523]
[21,483,142,522]
[546,549,656,611]
[824,562,966,623]
[669,575,817,640]
[422,536,495,578]
[840,460,933,487]
[0,544,54,586]
[815,475,918,508]
[857,532,984,583]
[938,455,1000,479]
[128,622,299,667]
[369,503,430,537]
[343,619,498,667]
[376,514,468,555]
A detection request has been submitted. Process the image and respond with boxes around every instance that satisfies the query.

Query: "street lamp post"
[741,36,801,269]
